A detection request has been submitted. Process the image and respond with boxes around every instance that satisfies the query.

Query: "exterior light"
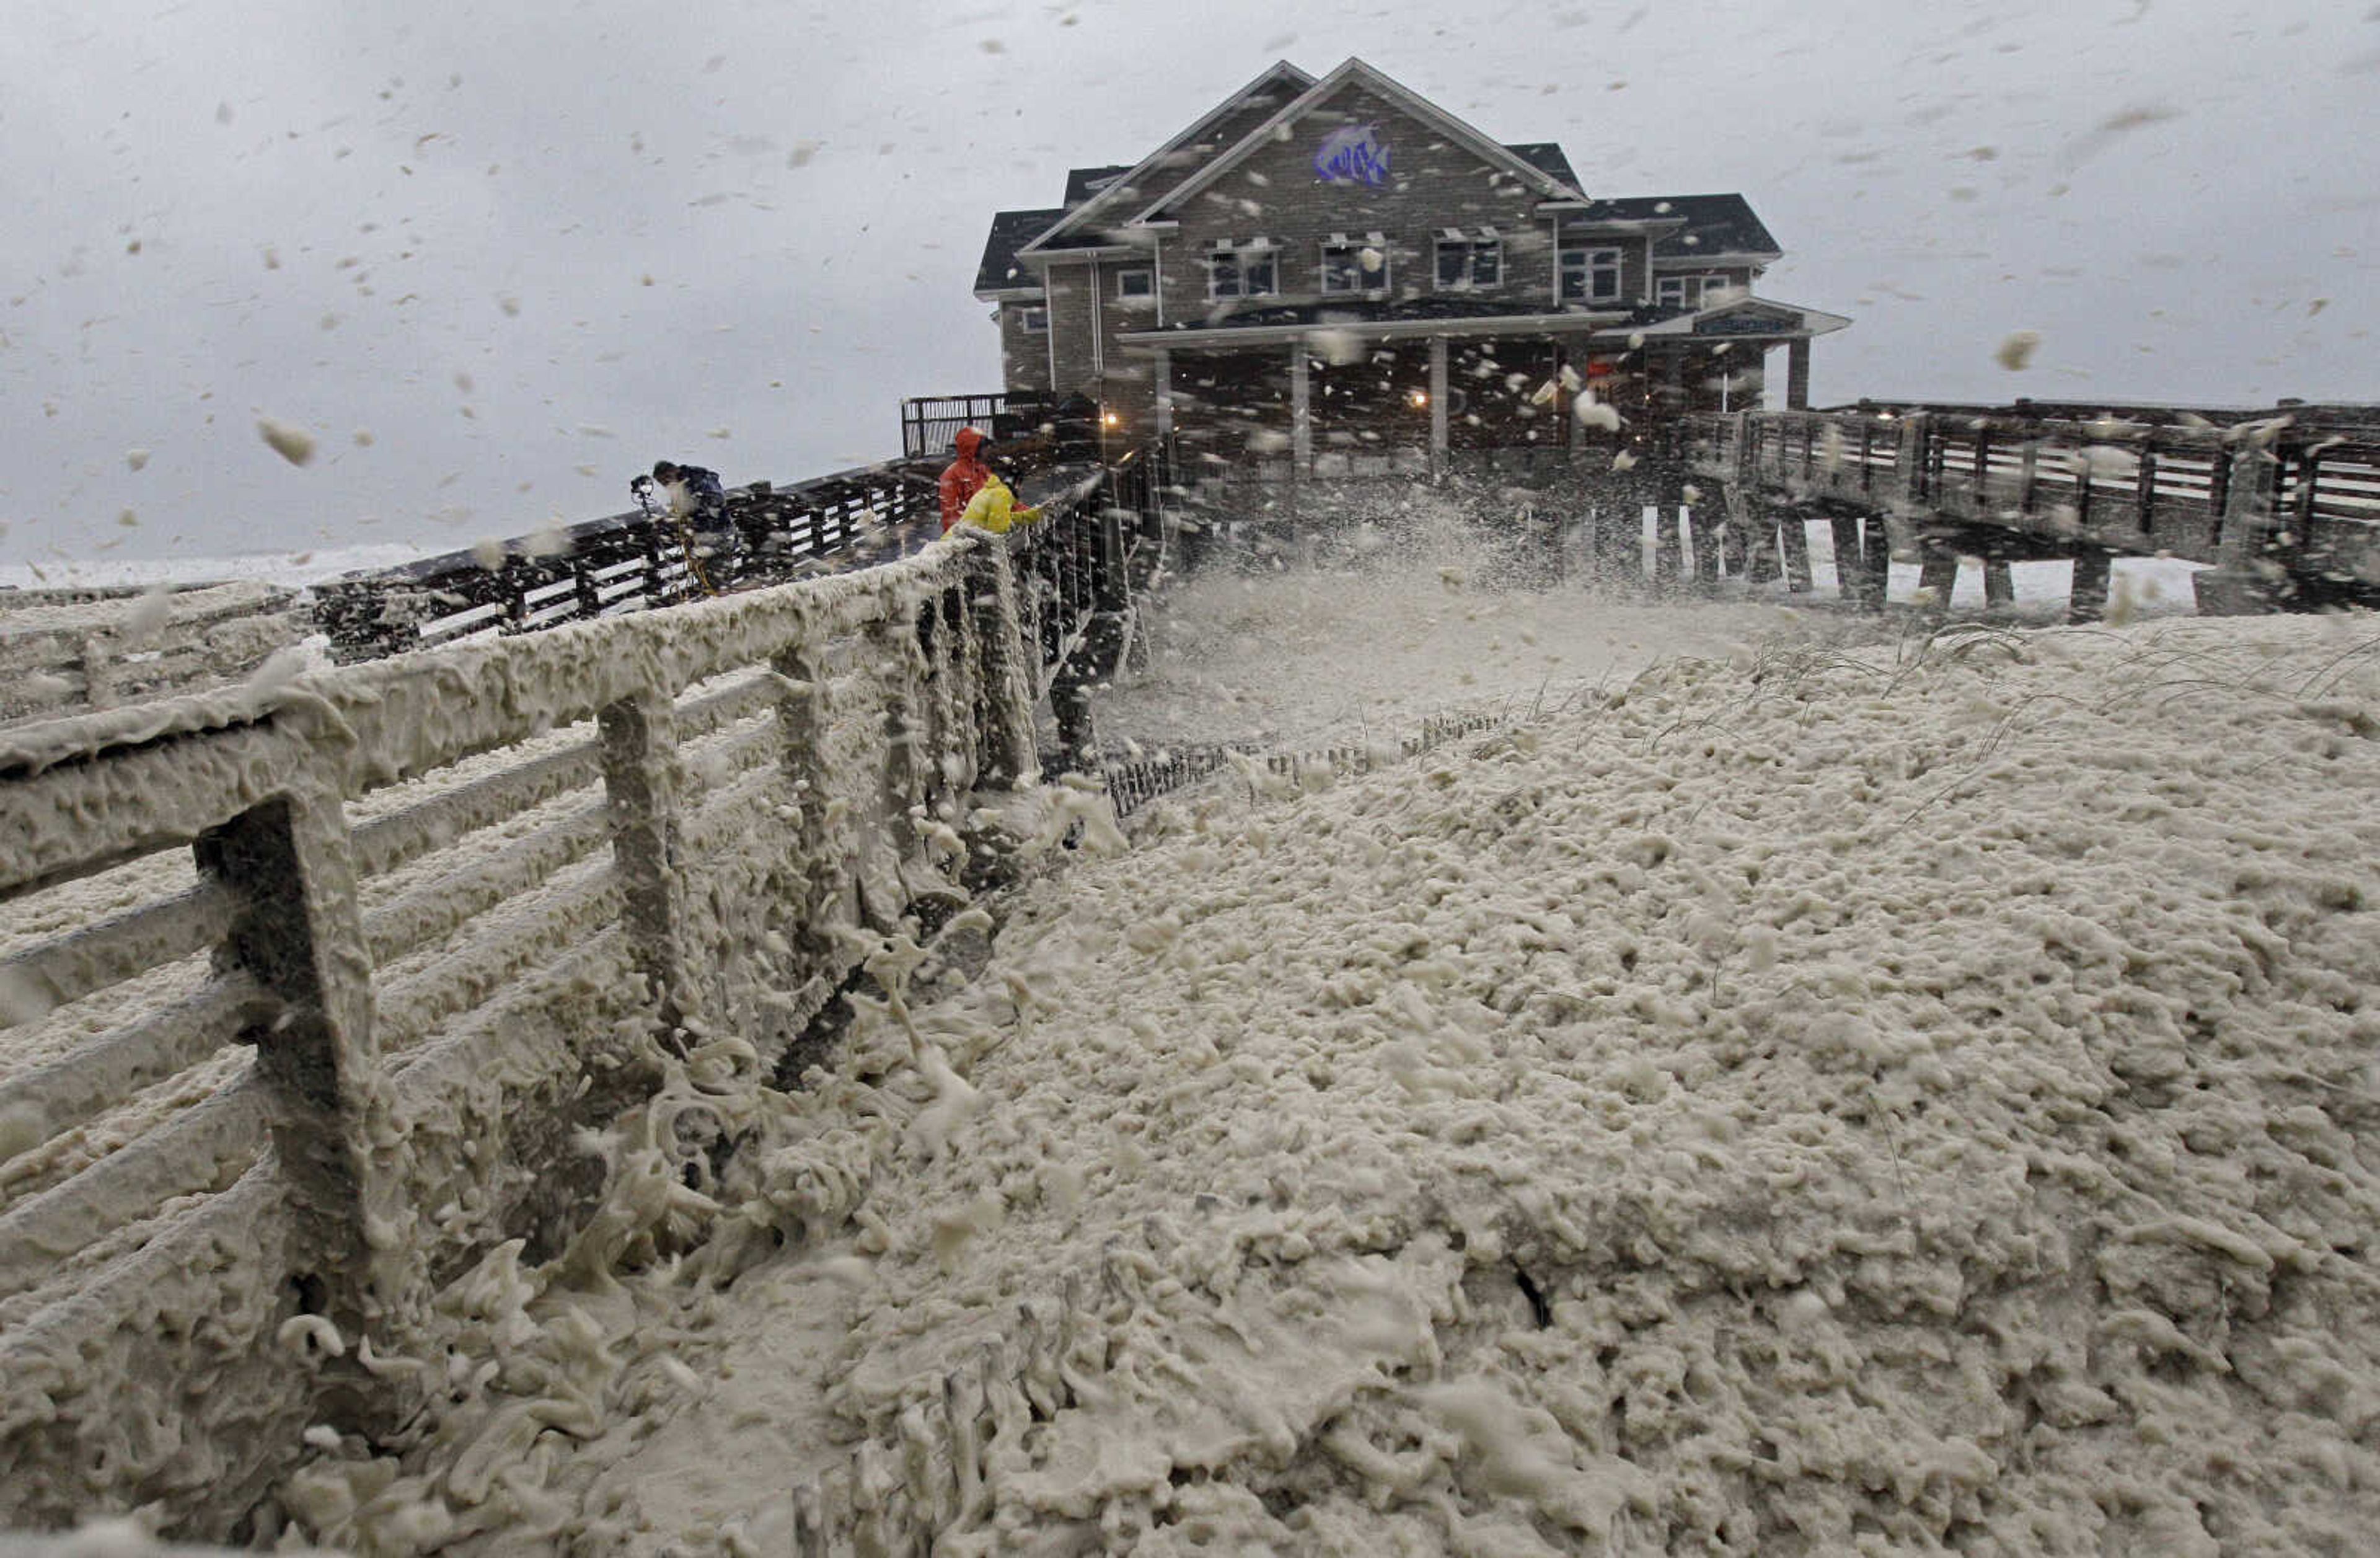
[1409,390,1429,408]
[1101,409,1121,428]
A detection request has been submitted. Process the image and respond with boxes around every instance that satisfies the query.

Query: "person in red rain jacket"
[938,426,994,534]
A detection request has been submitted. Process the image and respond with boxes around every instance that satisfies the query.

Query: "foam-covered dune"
[282,614,2380,1556]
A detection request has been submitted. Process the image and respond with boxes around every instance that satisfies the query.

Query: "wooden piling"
[1859,515,1893,611]
[1830,514,1865,606]
[2069,547,2113,623]
[1916,552,1959,614]
[1779,514,1815,593]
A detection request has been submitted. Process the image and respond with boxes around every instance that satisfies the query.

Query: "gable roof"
[1132,57,1588,224]
[1504,141,1581,188]
[1584,193,1781,260]
[1020,60,1316,257]
[975,207,1067,295]
[1061,165,1137,208]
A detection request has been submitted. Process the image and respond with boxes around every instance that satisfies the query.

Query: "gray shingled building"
[973,57,1849,472]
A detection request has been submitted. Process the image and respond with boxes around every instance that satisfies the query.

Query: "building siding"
[1150,85,1568,321]
[1043,262,1099,400]
[999,304,1053,396]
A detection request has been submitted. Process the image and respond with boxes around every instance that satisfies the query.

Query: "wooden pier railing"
[0,424,1197,1534]
[1686,404,2380,611]
[0,526,1055,1536]
[308,443,1168,684]
[311,455,962,663]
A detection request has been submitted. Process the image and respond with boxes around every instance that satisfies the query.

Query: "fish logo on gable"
[1313,124,1391,187]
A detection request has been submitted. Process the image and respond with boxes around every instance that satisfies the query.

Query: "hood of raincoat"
[952,427,987,460]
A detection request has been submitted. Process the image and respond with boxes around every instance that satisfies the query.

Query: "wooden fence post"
[194,767,419,1366]
[76,633,115,710]
[773,637,841,935]
[597,689,691,1035]
[924,585,972,801]
[866,614,924,872]
[1892,413,1931,508]
[969,542,1039,786]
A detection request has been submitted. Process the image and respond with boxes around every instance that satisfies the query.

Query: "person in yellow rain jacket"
[953,470,1042,535]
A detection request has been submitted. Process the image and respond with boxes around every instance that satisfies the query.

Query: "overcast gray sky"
[2,0,2373,570]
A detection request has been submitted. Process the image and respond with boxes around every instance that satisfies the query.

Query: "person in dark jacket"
[938,428,995,534]
[653,461,727,525]
[648,459,733,590]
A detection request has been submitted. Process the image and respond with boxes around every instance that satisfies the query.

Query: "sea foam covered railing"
[0,526,1046,1537]
[1685,404,2380,610]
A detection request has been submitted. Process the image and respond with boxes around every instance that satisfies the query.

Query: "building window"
[1116,267,1154,300]
[1321,233,1388,294]
[1559,246,1622,304]
[1434,231,1502,291]
[1208,242,1278,301]
[1015,304,1048,334]
[1657,273,1737,309]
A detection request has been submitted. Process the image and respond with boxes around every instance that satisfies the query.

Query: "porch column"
[1152,347,1173,440]
[1429,335,1449,479]
[1289,340,1311,476]
[1787,338,1811,410]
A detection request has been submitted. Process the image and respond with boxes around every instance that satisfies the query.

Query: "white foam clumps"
[268,590,2380,1555]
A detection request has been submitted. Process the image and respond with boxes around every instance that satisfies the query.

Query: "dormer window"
[1559,245,1622,304]
[1207,239,1278,301]
[1321,231,1389,294]
[1434,228,1502,291]
[1116,267,1154,301]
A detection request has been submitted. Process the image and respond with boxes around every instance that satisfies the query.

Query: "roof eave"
[1021,244,1148,264]
[1653,250,1784,267]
